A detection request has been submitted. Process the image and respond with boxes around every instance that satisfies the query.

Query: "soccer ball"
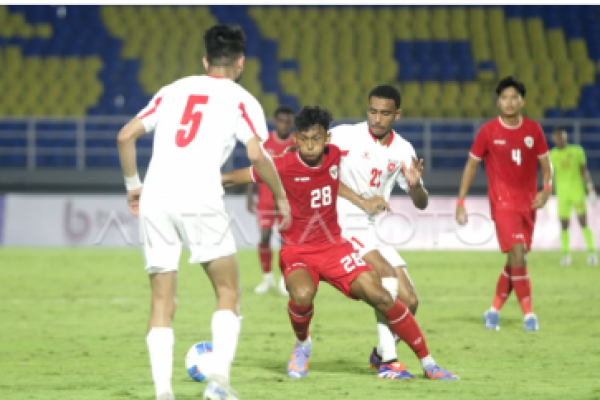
[185,341,213,382]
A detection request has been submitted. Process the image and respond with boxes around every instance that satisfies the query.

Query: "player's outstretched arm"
[532,155,553,209]
[338,182,391,215]
[222,168,252,188]
[117,117,147,217]
[456,156,480,225]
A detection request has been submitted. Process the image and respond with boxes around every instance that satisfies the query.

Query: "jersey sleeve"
[137,85,169,133]
[250,153,288,184]
[235,95,269,144]
[578,145,587,166]
[533,123,549,158]
[469,126,488,160]
[396,141,423,193]
[328,124,352,152]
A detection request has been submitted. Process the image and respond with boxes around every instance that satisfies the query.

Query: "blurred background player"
[223,106,458,381]
[549,127,597,266]
[456,77,552,332]
[117,24,289,400]
[247,105,295,295]
[329,85,428,379]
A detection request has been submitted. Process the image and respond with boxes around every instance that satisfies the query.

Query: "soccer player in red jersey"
[223,106,458,380]
[456,77,553,332]
[246,105,295,295]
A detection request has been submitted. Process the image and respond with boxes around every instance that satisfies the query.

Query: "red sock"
[288,300,313,341]
[492,266,513,310]
[384,300,430,359]
[258,244,272,273]
[511,267,533,315]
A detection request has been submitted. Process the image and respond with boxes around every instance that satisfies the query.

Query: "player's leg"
[140,206,182,400]
[184,204,241,398]
[575,201,597,266]
[483,255,512,329]
[349,271,458,380]
[255,208,276,294]
[558,196,573,266]
[284,267,318,378]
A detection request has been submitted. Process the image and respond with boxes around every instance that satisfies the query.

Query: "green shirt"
[549,144,586,197]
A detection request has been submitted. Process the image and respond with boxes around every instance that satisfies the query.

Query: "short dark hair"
[204,24,246,66]
[294,106,333,133]
[274,105,295,118]
[368,85,402,109]
[495,76,526,98]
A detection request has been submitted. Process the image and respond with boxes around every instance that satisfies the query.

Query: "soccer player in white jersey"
[329,85,430,380]
[116,24,289,400]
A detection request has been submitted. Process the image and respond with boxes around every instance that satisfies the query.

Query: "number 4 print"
[512,149,521,165]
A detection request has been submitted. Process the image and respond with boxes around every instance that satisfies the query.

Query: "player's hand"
[401,157,424,187]
[456,205,468,226]
[532,190,551,209]
[127,187,142,217]
[276,197,291,231]
[361,196,391,215]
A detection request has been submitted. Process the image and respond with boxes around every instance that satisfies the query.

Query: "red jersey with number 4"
[257,131,296,209]
[250,144,343,247]
[470,116,549,214]
[137,75,269,205]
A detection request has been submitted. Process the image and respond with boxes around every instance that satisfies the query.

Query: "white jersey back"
[138,75,268,205]
[329,121,422,222]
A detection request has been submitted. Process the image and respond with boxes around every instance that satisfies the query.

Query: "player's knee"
[289,285,315,306]
[367,286,395,313]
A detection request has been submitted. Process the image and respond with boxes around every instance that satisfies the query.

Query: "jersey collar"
[206,74,227,79]
[368,127,394,147]
[296,148,326,169]
[498,116,523,130]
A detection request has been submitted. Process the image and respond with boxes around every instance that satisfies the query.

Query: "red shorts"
[256,205,281,229]
[493,209,536,253]
[279,242,373,299]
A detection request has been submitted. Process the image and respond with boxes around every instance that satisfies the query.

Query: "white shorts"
[344,222,407,268]
[139,198,236,274]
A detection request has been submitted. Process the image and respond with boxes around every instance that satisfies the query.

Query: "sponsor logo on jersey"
[524,136,534,148]
[294,177,311,182]
[388,162,397,172]
[494,139,506,145]
[362,151,370,159]
[329,165,338,180]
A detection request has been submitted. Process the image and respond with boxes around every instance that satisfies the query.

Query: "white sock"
[146,327,174,397]
[420,354,436,368]
[263,272,274,281]
[524,312,536,321]
[211,310,241,381]
[375,277,399,362]
[297,335,311,348]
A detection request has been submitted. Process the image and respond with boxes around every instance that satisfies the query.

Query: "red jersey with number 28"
[470,116,549,214]
[137,75,269,205]
[257,131,296,208]
[250,144,343,247]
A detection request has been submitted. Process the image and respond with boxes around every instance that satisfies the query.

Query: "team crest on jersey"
[329,165,338,180]
[388,162,397,172]
[524,136,534,148]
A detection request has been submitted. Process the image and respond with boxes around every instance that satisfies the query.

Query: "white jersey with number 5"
[138,74,269,205]
[329,122,422,268]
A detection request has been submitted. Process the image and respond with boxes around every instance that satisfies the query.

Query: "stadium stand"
[0,5,599,169]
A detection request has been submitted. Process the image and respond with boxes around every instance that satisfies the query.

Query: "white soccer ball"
[185,341,213,382]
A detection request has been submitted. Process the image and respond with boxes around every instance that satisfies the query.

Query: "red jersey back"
[250,144,343,247]
[257,131,296,206]
[470,116,549,213]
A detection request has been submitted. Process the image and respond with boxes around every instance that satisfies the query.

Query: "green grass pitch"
[1,248,599,400]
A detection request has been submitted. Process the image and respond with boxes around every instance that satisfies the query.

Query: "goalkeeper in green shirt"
[549,128,597,266]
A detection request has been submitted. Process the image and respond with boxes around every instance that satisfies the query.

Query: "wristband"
[125,173,142,191]
[456,198,465,206]
[543,184,552,192]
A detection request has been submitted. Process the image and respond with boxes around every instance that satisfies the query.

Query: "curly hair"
[294,106,333,132]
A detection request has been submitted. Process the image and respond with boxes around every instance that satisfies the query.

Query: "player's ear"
[237,56,245,72]
[395,109,402,121]
[326,132,331,143]
[202,57,209,72]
